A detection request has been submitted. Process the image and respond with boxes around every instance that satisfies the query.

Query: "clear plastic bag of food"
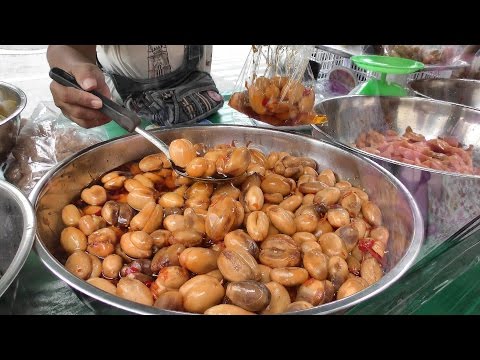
[228,45,326,127]
[3,102,108,195]
[384,45,466,66]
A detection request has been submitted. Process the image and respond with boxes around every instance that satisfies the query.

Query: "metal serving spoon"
[49,67,240,183]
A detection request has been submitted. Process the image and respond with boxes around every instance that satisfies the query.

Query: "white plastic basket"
[310,47,451,83]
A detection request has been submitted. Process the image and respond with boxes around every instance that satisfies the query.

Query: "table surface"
[1,101,480,315]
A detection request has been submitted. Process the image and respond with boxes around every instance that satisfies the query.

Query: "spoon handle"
[49,67,141,133]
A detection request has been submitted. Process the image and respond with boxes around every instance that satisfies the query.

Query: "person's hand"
[50,63,112,128]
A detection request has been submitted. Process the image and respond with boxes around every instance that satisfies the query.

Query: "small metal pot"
[0,81,27,163]
[0,180,36,297]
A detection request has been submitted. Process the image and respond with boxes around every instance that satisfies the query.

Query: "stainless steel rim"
[0,181,36,297]
[0,81,27,125]
[314,95,480,179]
[30,125,424,315]
[407,78,480,112]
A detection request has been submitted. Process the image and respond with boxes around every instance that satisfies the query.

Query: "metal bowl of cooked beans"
[313,95,480,255]
[29,125,423,314]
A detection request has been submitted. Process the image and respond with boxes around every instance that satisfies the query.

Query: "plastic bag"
[2,102,108,195]
[228,45,325,127]
[384,45,466,66]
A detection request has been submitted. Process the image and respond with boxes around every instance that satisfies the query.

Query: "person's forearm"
[47,45,98,71]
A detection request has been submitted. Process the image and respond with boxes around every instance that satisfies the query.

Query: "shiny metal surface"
[0,81,27,163]
[0,180,36,297]
[313,95,480,252]
[408,78,480,110]
[30,125,424,315]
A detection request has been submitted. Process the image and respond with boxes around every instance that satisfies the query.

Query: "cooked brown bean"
[154,290,184,311]
[327,208,350,228]
[179,275,225,313]
[60,227,87,254]
[335,225,359,252]
[314,218,334,238]
[351,218,369,239]
[297,174,316,187]
[205,269,224,282]
[183,208,206,235]
[185,196,210,211]
[217,248,261,282]
[303,166,318,176]
[266,152,281,169]
[120,231,153,259]
[185,157,208,177]
[185,182,214,199]
[270,267,309,287]
[300,240,322,254]
[89,254,102,278]
[335,180,352,190]
[261,281,291,314]
[245,211,269,242]
[292,232,317,246]
[205,304,255,315]
[61,204,83,227]
[101,171,126,190]
[328,256,349,291]
[294,213,318,233]
[216,147,251,177]
[156,266,190,290]
[179,247,218,274]
[346,256,361,276]
[65,251,92,280]
[169,139,196,168]
[286,301,313,312]
[232,200,245,229]
[267,206,296,236]
[226,281,271,312]
[258,264,272,283]
[102,254,123,279]
[241,173,262,193]
[348,187,369,203]
[101,201,134,228]
[224,229,259,259]
[133,174,155,189]
[361,257,383,285]
[150,229,171,248]
[151,244,185,273]
[279,194,303,212]
[296,279,335,306]
[259,235,301,268]
[87,277,117,295]
[244,185,264,212]
[314,187,341,206]
[81,185,107,206]
[340,192,362,217]
[302,194,315,206]
[298,181,328,194]
[370,226,390,246]
[169,230,203,247]
[337,277,369,299]
[127,188,156,211]
[247,163,266,177]
[129,202,163,234]
[163,214,185,232]
[318,233,348,259]
[362,201,383,226]
[139,153,169,172]
[351,245,364,262]
[82,205,103,216]
[317,169,336,187]
[261,175,291,196]
[158,192,184,208]
[78,215,107,236]
[205,195,237,242]
[87,228,117,258]
[303,249,329,280]
[124,179,149,193]
[117,277,154,306]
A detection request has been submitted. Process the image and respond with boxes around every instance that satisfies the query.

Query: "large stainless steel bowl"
[408,78,480,110]
[29,125,424,315]
[0,180,36,297]
[313,96,480,254]
[0,81,27,163]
